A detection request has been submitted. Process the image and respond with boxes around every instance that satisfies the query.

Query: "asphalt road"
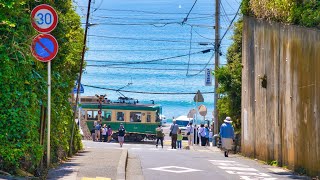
[46,140,309,180]
[125,142,309,180]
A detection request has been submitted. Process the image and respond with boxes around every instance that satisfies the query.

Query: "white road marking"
[209,160,277,180]
[149,166,203,174]
[240,176,277,180]
[209,160,236,163]
[226,171,270,177]
[219,166,258,171]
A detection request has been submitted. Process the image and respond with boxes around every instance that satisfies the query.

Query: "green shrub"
[242,0,320,28]
[0,0,83,175]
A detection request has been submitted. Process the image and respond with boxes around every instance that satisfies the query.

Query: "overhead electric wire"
[76,6,213,16]
[186,26,193,76]
[87,47,208,52]
[84,22,215,28]
[85,65,210,72]
[91,14,216,21]
[182,0,199,24]
[86,62,224,66]
[88,34,214,44]
[219,3,241,44]
[186,52,215,77]
[85,49,213,65]
[221,3,231,23]
[193,28,215,40]
[82,84,215,95]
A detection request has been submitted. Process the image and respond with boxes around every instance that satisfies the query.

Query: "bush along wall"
[0,0,83,176]
[215,19,243,133]
[242,0,320,28]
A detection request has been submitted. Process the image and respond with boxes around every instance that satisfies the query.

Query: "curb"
[116,149,128,180]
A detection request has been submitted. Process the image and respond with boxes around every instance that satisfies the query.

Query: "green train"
[81,96,162,141]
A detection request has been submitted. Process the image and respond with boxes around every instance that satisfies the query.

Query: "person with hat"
[220,116,235,157]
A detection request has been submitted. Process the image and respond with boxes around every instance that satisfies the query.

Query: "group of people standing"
[162,116,235,157]
[90,122,126,148]
[91,122,113,142]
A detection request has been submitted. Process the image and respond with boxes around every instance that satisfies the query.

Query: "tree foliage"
[242,0,320,28]
[0,0,83,176]
[215,19,243,132]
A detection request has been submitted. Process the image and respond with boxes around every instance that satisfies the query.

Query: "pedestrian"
[101,124,108,142]
[118,123,126,148]
[95,122,101,142]
[170,120,179,149]
[177,129,183,149]
[155,125,164,148]
[186,122,194,146]
[99,122,103,142]
[90,125,96,141]
[107,125,113,143]
[205,124,210,146]
[220,117,235,157]
[198,124,206,146]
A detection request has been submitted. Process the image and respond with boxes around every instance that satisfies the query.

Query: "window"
[130,112,142,122]
[117,112,124,121]
[103,110,112,121]
[147,113,151,122]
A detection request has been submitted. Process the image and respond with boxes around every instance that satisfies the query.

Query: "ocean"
[74,0,240,120]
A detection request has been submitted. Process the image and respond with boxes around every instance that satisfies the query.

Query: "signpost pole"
[47,61,51,167]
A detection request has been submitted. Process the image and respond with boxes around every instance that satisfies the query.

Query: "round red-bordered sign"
[31,4,58,33]
[31,34,59,62]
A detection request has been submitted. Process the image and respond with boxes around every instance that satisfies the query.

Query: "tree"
[215,19,243,132]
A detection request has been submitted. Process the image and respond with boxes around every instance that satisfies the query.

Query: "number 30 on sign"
[31,4,58,34]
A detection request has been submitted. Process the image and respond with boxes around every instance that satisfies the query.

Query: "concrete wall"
[242,16,320,176]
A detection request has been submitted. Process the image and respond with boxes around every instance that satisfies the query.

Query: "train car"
[81,96,162,141]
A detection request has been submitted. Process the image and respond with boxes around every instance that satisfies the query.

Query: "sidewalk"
[47,141,127,180]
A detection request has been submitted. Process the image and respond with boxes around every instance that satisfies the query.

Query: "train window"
[146,113,151,122]
[104,110,112,121]
[130,112,142,122]
[117,112,124,121]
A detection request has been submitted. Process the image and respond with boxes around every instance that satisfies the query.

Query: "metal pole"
[214,0,220,135]
[47,61,51,167]
[69,0,92,155]
[78,95,81,128]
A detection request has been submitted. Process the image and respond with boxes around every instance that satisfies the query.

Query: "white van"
[174,116,193,139]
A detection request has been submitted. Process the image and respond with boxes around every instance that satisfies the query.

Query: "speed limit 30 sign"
[31,4,58,33]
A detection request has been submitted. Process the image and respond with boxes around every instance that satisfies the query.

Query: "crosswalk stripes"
[209,160,277,180]
[81,177,111,180]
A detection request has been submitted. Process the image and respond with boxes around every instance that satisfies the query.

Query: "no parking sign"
[31,34,58,62]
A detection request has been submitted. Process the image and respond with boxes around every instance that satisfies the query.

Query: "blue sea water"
[74,0,240,119]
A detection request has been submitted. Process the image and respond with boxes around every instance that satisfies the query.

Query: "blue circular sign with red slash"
[31,34,59,62]
[31,4,58,33]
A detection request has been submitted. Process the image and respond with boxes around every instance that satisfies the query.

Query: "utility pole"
[69,0,92,155]
[213,0,220,135]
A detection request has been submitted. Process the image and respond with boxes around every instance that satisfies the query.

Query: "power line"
[87,47,208,52]
[182,0,199,24]
[87,34,214,44]
[91,14,216,21]
[186,26,193,75]
[219,4,241,44]
[86,62,226,66]
[85,65,211,72]
[85,49,212,65]
[76,6,214,16]
[85,22,215,28]
[83,84,215,95]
